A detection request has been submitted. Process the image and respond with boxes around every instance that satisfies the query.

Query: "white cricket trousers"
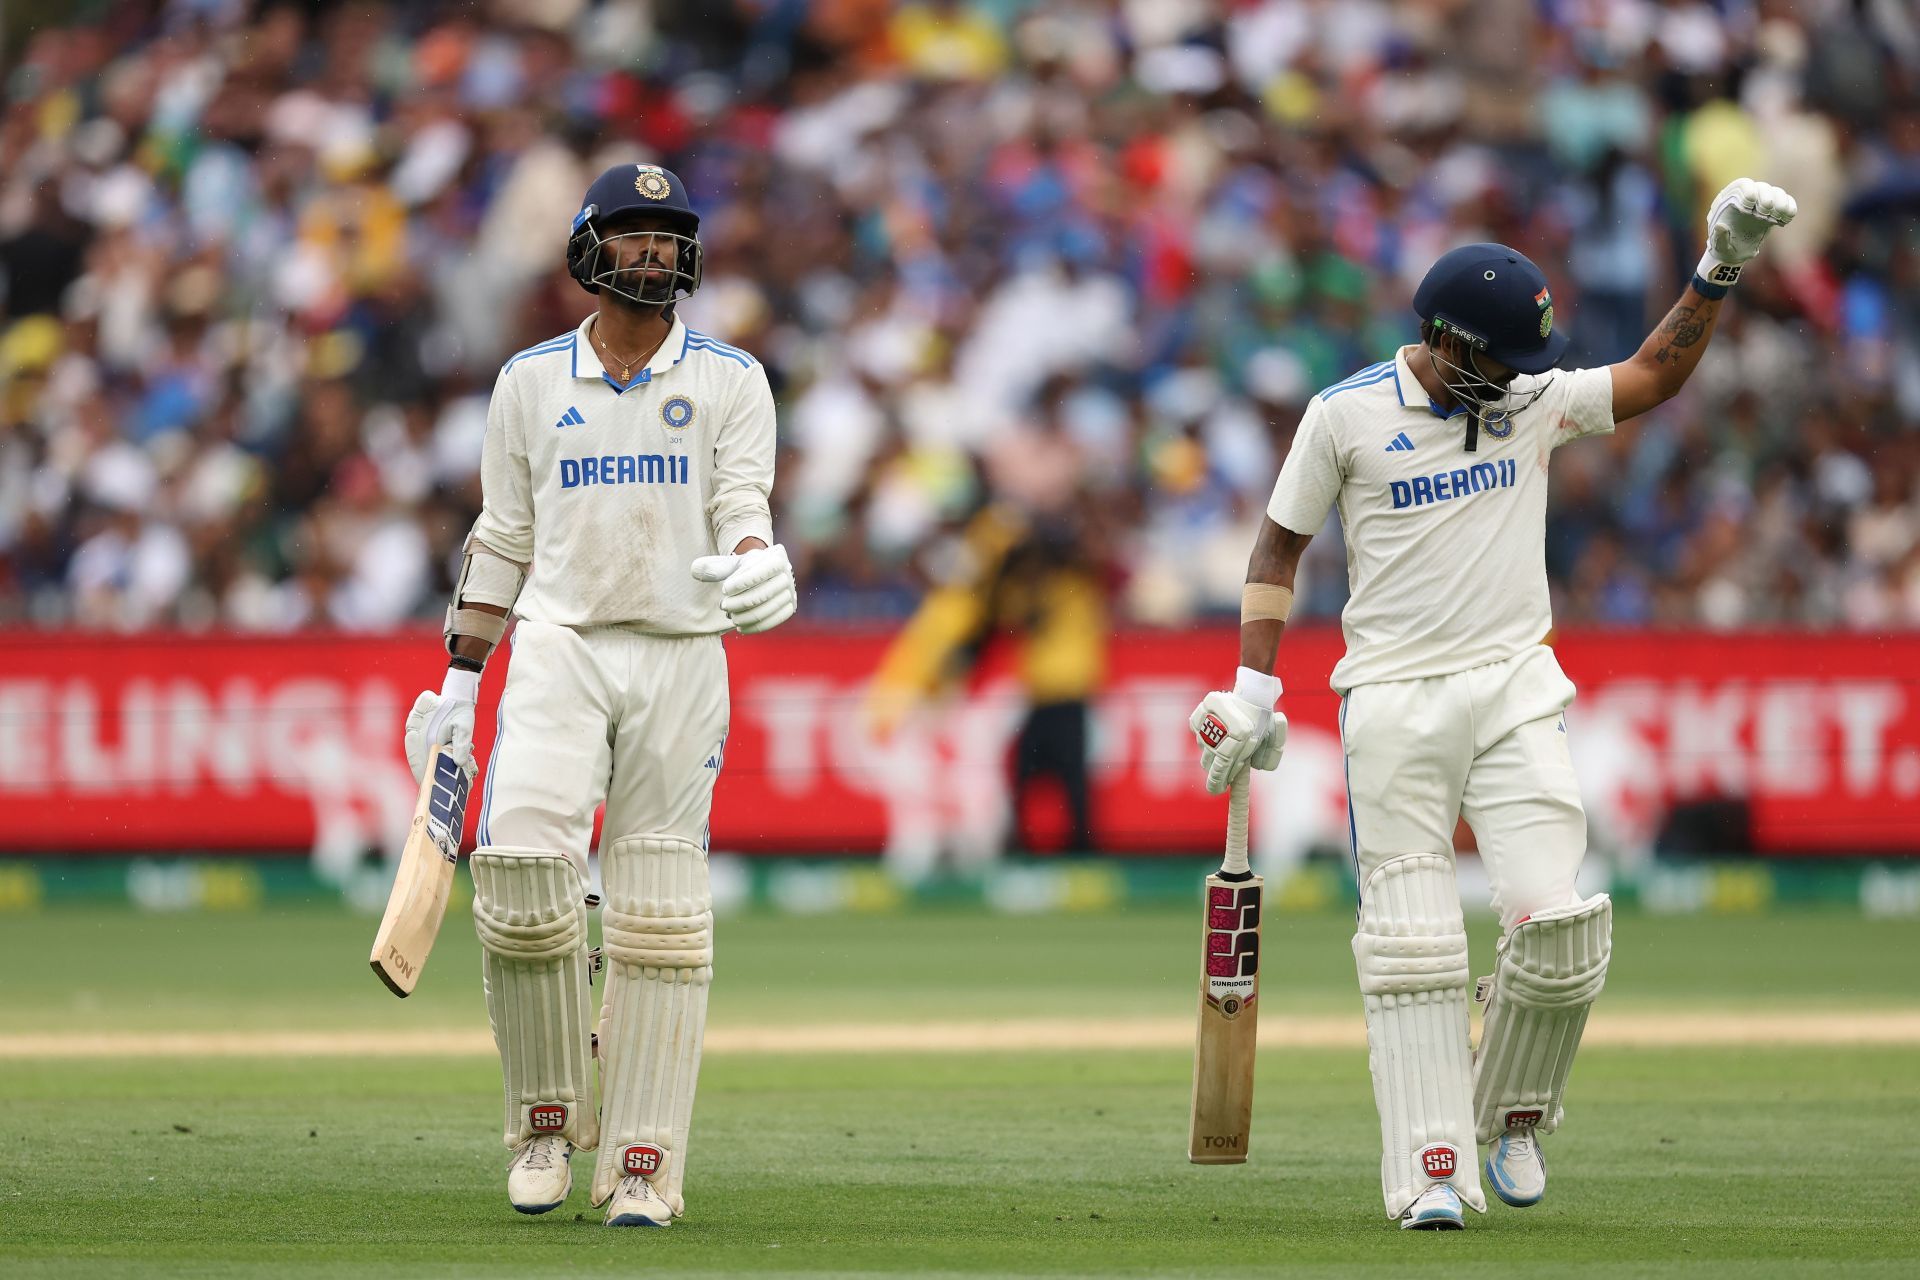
[477,620,730,870]
[1340,644,1586,929]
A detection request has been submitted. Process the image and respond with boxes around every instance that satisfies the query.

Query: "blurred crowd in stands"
[2,0,1919,634]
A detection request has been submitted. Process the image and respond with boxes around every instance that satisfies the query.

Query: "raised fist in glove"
[690,542,797,634]
[1189,668,1289,795]
[1698,178,1797,289]
[404,668,479,784]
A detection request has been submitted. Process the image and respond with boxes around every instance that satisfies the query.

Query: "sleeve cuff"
[715,519,775,555]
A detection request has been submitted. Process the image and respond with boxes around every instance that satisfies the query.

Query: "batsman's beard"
[586,228,698,307]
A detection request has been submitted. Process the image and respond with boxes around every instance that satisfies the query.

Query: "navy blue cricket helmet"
[566,162,704,306]
[1413,243,1568,375]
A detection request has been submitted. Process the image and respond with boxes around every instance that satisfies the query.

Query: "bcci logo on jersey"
[661,396,696,432]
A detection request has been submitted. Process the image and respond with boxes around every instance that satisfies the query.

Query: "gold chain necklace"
[593,322,662,382]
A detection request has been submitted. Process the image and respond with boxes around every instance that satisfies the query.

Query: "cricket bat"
[1188,771,1261,1163]
[369,746,473,997]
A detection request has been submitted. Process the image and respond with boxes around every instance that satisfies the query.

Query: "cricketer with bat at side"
[1189,179,1797,1230]
[401,162,796,1228]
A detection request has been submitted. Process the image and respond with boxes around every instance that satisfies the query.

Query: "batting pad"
[470,847,600,1152]
[1473,892,1611,1143]
[590,834,713,1211]
[1352,853,1485,1218]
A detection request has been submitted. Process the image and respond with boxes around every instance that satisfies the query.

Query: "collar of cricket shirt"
[572,313,691,394]
[1393,344,1469,421]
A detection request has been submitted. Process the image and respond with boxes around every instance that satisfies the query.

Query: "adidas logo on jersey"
[554,406,585,429]
[1384,432,1415,453]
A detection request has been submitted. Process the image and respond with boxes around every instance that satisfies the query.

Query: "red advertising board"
[0,629,1915,856]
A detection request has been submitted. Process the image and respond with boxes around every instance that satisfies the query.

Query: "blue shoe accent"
[1401,1185,1465,1230]
[1486,1133,1546,1208]
[604,1178,675,1227]
[513,1197,567,1215]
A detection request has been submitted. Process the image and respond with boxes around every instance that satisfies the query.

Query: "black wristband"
[447,654,485,674]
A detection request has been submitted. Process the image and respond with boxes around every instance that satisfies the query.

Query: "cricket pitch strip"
[3,1011,1919,1059]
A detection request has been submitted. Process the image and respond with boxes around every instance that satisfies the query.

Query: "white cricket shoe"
[507,1135,573,1215]
[1399,1185,1465,1230]
[604,1176,674,1228]
[1485,1124,1547,1207]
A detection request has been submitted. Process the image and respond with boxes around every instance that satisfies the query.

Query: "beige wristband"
[445,605,509,646]
[1241,582,1294,624]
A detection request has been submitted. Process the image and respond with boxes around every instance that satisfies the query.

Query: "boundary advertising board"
[1,629,1915,858]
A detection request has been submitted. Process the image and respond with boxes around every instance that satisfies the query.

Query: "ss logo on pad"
[1418,1143,1458,1179]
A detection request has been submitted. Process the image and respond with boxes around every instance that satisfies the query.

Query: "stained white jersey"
[1267,346,1614,693]
[470,314,777,634]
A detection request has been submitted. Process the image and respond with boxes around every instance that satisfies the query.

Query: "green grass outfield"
[3,906,1918,1277]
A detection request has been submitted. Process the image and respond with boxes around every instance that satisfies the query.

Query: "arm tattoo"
[1652,301,1713,365]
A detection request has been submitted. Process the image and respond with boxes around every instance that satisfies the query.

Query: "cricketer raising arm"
[402,163,797,1228]
[1189,179,1797,1230]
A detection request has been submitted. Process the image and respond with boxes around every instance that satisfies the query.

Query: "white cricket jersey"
[469,314,777,634]
[1267,346,1614,694]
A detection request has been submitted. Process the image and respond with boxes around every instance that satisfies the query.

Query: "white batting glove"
[1697,178,1797,290]
[690,542,797,634]
[1250,717,1287,773]
[403,668,479,785]
[1189,668,1288,796]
